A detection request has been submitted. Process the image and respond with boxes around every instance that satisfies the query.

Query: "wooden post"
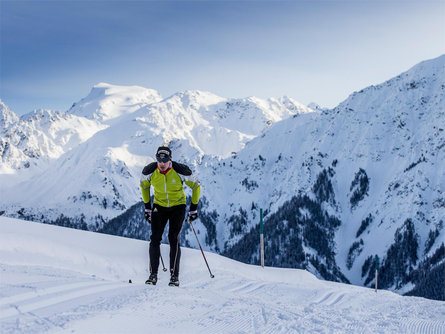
[375,255,379,293]
[260,208,264,268]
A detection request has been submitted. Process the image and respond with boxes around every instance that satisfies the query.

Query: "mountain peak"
[69,83,163,122]
[276,96,315,114]
[307,102,325,112]
[335,54,445,118]
[406,54,445,77]
[166,90,226,109]
[0,99,19,130]
[20,108,62,123]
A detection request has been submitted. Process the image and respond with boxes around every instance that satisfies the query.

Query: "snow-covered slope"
[1,217,443,334]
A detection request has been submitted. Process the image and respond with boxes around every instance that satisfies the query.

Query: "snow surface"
[1,217,444,334]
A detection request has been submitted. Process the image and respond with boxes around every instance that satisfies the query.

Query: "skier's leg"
[149,205,168,274]
[168,204,186,277]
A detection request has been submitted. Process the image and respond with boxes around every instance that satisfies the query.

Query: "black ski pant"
[149,204,185,277]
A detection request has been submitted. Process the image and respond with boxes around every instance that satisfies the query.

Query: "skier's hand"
[144,209,152,224]
[188,210,198,222]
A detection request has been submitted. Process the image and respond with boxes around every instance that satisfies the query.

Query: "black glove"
[188,210,198,222]
[144,209,152,224]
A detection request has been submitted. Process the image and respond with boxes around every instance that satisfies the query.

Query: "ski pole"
[160,253,167,272]
[188,216,215,278]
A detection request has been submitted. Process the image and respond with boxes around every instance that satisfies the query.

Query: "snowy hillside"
[208,55,445,298]
[1,217,444,334]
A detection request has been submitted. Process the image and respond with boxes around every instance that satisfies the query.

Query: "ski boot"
[168,275,179,287]
[145,273,158,285]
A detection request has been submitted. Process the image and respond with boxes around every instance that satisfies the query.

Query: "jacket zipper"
[164,174,169,207]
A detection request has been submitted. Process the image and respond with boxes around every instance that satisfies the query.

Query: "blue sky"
[1,0,444,115]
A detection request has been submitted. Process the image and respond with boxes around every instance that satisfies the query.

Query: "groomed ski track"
[1,217,444,334]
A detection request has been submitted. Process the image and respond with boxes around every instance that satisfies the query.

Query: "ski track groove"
[188,295,255,334]
[328,293,346,306]
[402,318,445,334]
[314,291,335,305]
[151,281,301,334]
[193,281,445,334]
[219,282,370,333]
[0,280,108,307]
[0,281,129,320]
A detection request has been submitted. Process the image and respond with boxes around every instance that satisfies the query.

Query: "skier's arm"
[172,161,201,211]
[140,162,156,209]
[140,179,151,209]
[185,177,201,211]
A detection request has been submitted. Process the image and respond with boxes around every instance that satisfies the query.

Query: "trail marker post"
[260,208,264,268]
[375,255,379,293]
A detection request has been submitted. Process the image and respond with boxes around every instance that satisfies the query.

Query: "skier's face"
[157,161,170,172]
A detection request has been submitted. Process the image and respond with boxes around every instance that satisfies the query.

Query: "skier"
[140,146,200,286]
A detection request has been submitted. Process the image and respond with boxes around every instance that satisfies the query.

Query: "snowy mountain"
[0,55,444,301]
[215,55,445,299]
[0,86,309,226]
[0,107,106,174]
[1,216,444,334]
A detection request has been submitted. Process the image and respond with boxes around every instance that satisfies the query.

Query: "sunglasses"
[156,156,170,163]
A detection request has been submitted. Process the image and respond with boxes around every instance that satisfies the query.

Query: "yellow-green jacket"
[140,161,200,209]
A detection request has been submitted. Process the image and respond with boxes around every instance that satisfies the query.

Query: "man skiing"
[140,146,200,286]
